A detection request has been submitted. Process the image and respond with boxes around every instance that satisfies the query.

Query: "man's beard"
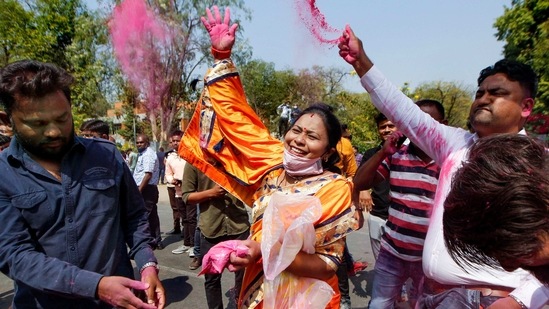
[523,265,549,285]
[13,126,75,162]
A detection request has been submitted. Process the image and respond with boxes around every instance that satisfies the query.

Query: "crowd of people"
[0,4,547,309]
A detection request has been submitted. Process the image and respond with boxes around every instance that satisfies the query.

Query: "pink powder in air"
[294,0,341,45]
[109,0,173,111]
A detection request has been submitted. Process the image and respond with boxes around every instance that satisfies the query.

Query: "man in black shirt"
[359,113,397,259]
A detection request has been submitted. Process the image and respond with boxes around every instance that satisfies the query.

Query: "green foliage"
[494,0,549,112]
[332,91,379,153]
[66,11,112,118]
[117,83,142,144]
[0,0,112,122]
[0,1,33,65]
[240,60,295,131]
[412,81,474,128]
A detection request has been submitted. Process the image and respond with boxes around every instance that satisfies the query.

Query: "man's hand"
[97,276,158,309]
[337,25,373,77]
[209,184,227,199]
[382,131,405,156]
[201,6,238,53]
[141,268,166,309]
[359,190,374,212]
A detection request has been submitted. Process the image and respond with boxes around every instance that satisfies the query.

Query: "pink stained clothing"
[360,65,549,308]
[377,144,440,262]
[165,151,187,197]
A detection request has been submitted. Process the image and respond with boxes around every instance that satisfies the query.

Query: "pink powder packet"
[198,240,249,275]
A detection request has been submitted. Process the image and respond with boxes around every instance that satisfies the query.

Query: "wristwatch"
[140,262,159,274]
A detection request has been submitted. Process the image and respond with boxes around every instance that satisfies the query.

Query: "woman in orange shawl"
[179,6,362,308]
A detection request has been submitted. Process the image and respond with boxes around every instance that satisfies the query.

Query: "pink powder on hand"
[198,240,249,275]
[295,0,341,45]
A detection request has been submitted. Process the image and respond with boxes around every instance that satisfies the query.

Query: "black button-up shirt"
[0,136,157,308]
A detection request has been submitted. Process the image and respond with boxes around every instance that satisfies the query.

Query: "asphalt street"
[0,184,378,308]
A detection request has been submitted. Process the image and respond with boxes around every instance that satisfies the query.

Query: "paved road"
[0,184,378,308]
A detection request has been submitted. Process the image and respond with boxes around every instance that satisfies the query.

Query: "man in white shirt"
[276,101,292,137]
[164,130,186,237]
[338,25,549,308]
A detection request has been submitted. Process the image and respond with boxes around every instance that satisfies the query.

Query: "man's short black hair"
[0,60,74,116]
[374,112,388,126]
[80,119,110,137]
[478,59,538,98]
[169,129,183,138]
[416,99,445,119]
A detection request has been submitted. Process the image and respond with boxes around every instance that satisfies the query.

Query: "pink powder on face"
[294,0,340,45]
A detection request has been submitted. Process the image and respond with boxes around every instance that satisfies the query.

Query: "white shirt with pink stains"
[360,65,549,308]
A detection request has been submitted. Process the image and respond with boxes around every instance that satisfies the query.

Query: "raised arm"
[337,25,466,164]
[201,6,238,61]
[352,132,403,208]
[338,25,373,77]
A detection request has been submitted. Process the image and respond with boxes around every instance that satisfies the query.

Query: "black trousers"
[166,186,186,230]
[182,201,197,247]
[141,185,162,246]
[201,229,250,309]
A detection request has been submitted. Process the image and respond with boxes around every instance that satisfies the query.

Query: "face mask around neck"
[283,148,323,177]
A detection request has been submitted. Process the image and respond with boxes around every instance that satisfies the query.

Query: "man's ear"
[521,97,534,118]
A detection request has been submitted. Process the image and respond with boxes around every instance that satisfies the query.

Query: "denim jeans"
[417,287,501,309]
[201,229,250,309]
[368,214,386,260]
[370,247,423,308]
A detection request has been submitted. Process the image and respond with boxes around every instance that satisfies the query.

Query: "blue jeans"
[417,287,501,309]
[370,247,423,308]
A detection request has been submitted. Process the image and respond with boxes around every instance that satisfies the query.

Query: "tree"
[239,60,294,130]
[412,81,473,128]
[0,0,112,119]
[494,0,549,112]
[0,1,33,65]
[333,91,379,152]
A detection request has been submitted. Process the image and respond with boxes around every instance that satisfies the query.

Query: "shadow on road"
[162,275,193,306]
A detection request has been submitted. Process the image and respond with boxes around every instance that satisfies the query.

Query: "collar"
[5,135,85,167]
[472,128,527,143]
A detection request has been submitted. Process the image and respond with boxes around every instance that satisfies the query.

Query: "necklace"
[276,171,303,187]
[286,173,304,184]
